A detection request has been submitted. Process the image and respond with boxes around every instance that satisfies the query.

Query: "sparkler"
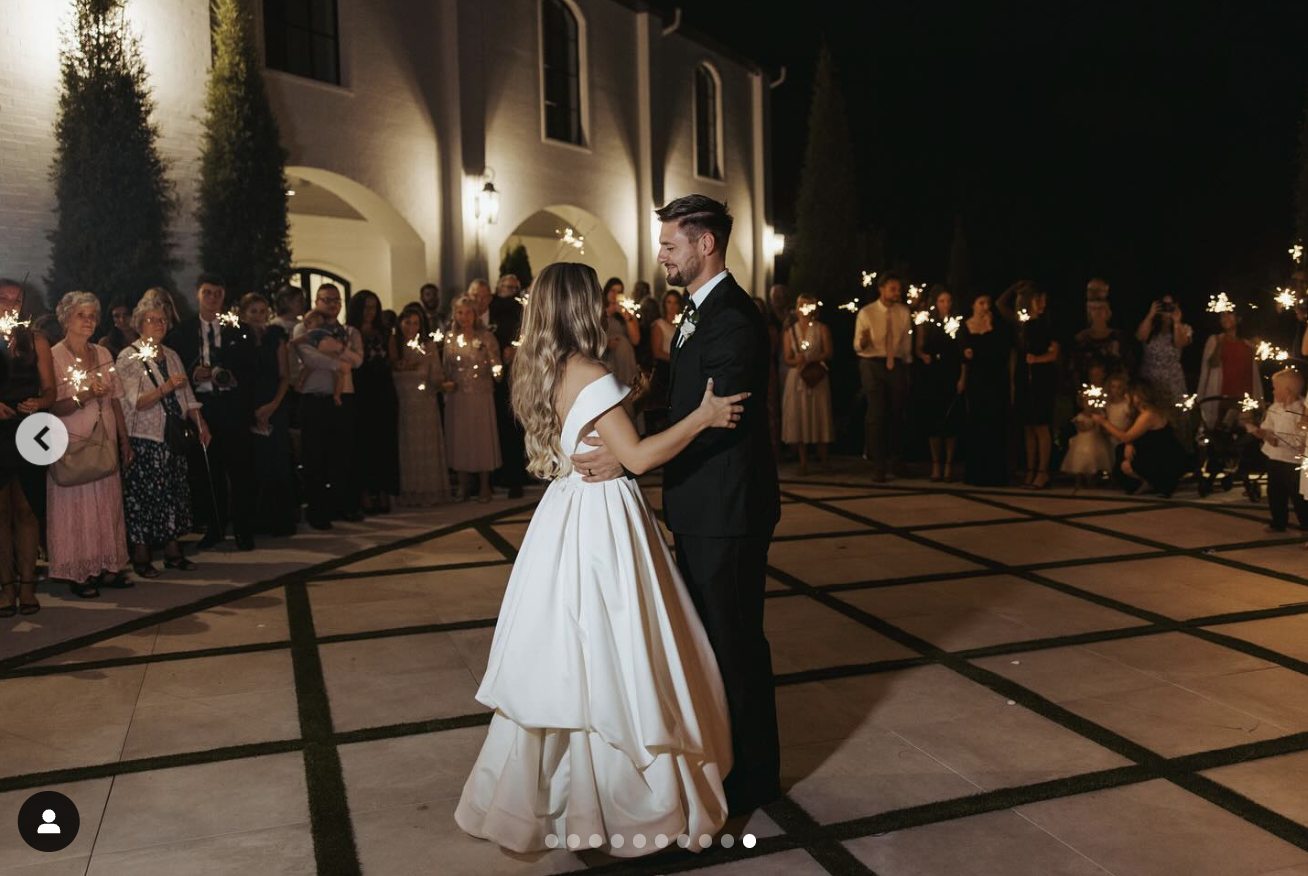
[1276,287,1300,309]
[0,311,31,341]
[1240,393,1260,413]
[861,271,877,288]
[618,297,640,316]
[1207,292,1235,314]
[913,310,931,326]
[1018,309,1031,323]
[492,364,504,379]
[1256,341,1290,362]
[673,312,685,325]
[456,334,468,348]
[133,340,159,362]
[799,339,811,352]
[799,302,818,317]
[1292,243,1303,264]
[511,336,523,347]
[1176,393,1197,412]
[558,227,585,254]
[217,310,241,328]
[515,293,531,307]
[406,336,427,356]
[429,329,445,344]
[943,315,961,338]
[1081,383,1107,410]
[906,284,924,306]
[839,298,860,313]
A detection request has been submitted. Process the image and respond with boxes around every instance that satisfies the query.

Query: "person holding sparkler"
[489,274,528,498]
[47,292,132,597]
[1061,362,1114,488]
[853,273,911,481]
[915,285,964,482]
[117,289,209,577]
[391,303,451,505]
[0,278,55,615]
[1094,380,1192,497]
[1197,305,1260,429]
[1248,369,1308,532]
[1136,294,1192,407]
[444,295,503,501]
[781,293,833,474]
[602,277,642,392]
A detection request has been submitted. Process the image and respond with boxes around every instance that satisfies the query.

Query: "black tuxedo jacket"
[166,316,259,414]
[663,273,780,538]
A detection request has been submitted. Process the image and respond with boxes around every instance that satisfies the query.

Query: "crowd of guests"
[5,265,1308,610]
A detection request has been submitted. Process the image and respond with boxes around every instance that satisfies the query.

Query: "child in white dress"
[1062,363,1113,487]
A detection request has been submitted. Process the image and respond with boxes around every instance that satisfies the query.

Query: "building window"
[541,0,584,145]
[264,0,341,85]
[289,267,351,304]
[694,64,723,180]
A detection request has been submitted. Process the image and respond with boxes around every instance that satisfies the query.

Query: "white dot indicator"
[743,833,757,848]
[589,834,603,848]
[699,833,713,848]
[721,833,735,848]
[545,834,559,848]
[610,833,625,848]
[677,834,690,848]
[633,834,647,848]
[567,834,580,849]
[655,833,669,848]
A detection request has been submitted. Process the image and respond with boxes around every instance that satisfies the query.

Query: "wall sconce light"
[766,228,785,259]
[475,168,500,226]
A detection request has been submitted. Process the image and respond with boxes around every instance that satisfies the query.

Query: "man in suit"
[571,194,782,815]
[167,273,259,551]
[489,274,527,498]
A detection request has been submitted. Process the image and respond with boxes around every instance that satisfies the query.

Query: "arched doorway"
[497,204,628,289]
[286,166,426,310]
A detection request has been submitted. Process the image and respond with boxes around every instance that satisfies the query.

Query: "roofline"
[601,0,767,75]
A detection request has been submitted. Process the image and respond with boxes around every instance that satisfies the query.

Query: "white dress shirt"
[853,299,912,361]
[1261,400,1306,464]
[196,316,222,392]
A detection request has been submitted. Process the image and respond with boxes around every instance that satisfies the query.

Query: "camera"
[211,366,237,389]
[1156,300,1175,313]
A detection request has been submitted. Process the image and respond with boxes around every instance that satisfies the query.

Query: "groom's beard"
[664,255,701,289]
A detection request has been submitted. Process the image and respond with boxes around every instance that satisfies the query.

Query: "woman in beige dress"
[391,303,451,505]
[781,294,833,474]
[443,295,503,501]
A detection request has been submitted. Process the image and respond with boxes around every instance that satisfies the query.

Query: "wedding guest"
[915,285,964,481]
[346,290,400,513]
[167,273,259,551]
[998,281,1059,489]
[633,279,660,369]
[854,272,911,481]
[757,298,783,460]
[959,293,1013,486]
[469,278,494,331]
[240,292,297,536]
[766,284,791,455]
[391,304,450,505]
[419,282,443,327]
[1197,308,1261,428]
[489,274,527,498]
[1072,298,1132,387]
[295,283,364,529]
[1249,369,1308,532]
[647,290,684,434]
[96,296,138,360]
[1062,361,1113,488]
[1095,379,1192,497]
[1104,371,1134,454]
[781,294,833,474]
[118,289,208,577]
[444,295,502,502]
[1135,295,1191,405]
[0,279,55,616]
[272,285,305,438]
[603,277,641,389]
[48,292,132,597]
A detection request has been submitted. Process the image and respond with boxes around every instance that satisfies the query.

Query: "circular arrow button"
[16,413,68,466]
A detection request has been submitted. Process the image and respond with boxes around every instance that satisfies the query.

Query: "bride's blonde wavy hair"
[511,262,610,480]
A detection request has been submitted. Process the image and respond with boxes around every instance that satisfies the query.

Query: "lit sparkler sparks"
[618,297,640,316]
[799,339,811,352]
[1292,243,1304,264]
[217,310,241,328]
[406,336,427,356]
[673,312,685,325]
[906,284,924,306]
[943,315,961,338]
[1207,292,1235,314]
[1176,393,1197,412]
[861,271,877,288]
[133,340,159,362]
[456,334,468,348]
[798,302,818,317]
[492,364,504,379]
[1256,340,1290,362]
[1018,309,1031,323]
[1081,383,1107,410]
[429,329,445,344]
[838,298,860,313]
[913,310,932,326]
[515,293,531,307]
[558,227,585,254]
[1240,393,1260,413]
[0,311,31,341]
[1276,288,1300,309]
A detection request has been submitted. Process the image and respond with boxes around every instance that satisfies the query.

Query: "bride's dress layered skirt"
[455,474,732,856]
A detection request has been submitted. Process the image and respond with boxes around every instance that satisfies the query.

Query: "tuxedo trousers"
[300,394,358,525]
[673,529,780,806]
[190,391,256,540]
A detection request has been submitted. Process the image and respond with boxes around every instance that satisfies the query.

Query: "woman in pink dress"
[48,292,132,597]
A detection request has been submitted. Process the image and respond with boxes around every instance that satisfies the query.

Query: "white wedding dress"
[454,373,732,856]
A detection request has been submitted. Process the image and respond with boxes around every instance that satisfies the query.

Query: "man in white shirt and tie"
[469,278,493,331]
[853,272,912,481]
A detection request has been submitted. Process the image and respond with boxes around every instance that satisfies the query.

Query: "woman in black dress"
[959,294,1013,486]
[346,290,400,513]
[239,293,297,536]
[1093,379,1192,497]
[915,285,964,481]
[998,281,1059,489]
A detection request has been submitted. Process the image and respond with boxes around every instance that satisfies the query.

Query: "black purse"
[137,346,200,455]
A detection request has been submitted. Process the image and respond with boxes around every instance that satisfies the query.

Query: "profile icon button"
[17,791,79,852]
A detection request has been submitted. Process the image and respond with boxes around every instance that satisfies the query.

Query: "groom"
[572,194,782,815]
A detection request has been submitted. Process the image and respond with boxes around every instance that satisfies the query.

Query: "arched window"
[541,0,585,146]
[694,63,723,180]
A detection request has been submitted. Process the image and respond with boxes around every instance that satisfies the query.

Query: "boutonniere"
[676,308,701,340]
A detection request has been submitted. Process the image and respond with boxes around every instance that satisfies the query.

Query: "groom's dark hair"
[656,195,733,253]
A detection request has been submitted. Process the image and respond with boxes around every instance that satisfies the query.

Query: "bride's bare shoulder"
[554,356,610,418]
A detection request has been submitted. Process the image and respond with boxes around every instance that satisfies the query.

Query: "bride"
[454,262,747,856]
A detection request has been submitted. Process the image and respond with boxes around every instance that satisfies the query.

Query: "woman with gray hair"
[116,288,209,577]
[48,291,132,597]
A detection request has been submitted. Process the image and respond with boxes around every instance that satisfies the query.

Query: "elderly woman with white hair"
[48,291,132,597]
[116,288,210,577]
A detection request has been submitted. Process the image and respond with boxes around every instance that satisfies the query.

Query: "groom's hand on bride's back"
[571,435,626,483]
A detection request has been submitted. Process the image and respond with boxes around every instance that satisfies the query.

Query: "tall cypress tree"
[199,0,291,298]
[788,44,859,303]
[47,0,175,307]
[1296,90,1308,258]
[499,242,534,288]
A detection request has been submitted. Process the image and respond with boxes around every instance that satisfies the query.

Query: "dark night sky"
[658,1,1308,321]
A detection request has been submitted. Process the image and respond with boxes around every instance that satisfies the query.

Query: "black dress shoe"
[308,519,333,531]
[101,571,135,589]
[132,561,160,579]
[164,556,198,571]
[235,534,256,552]
[507,486,524,499]
[196,533,224,551]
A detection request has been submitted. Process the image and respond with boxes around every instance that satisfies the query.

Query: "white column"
[634,12,655,285]
[750,70,768,297]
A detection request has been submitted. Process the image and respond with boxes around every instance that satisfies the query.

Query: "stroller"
[1188,394,1268,500]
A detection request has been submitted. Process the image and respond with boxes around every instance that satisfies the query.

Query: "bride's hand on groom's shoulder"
[698,378,749,430]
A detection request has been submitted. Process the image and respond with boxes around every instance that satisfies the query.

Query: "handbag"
[792,326,828,387]
[138,346,199,455]
[51,408,119,486]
